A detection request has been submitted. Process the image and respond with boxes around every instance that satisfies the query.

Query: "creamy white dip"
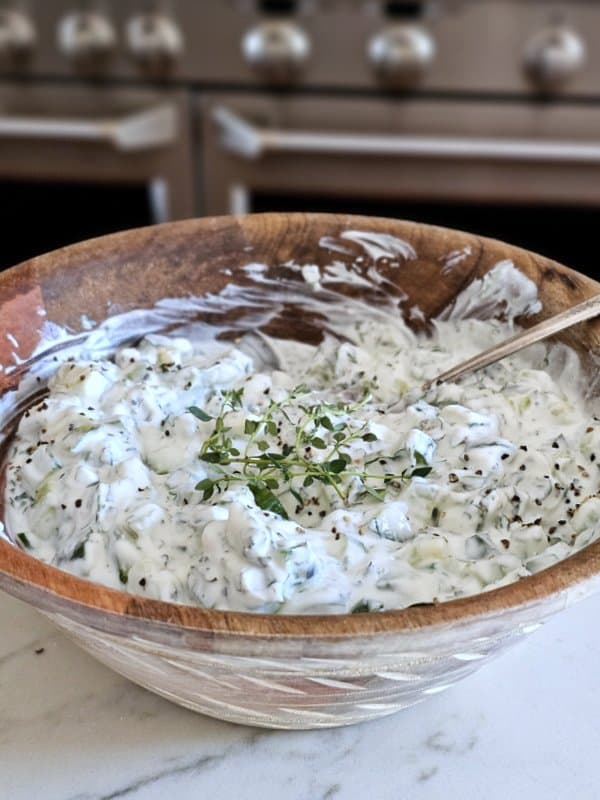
[4,290,600,614]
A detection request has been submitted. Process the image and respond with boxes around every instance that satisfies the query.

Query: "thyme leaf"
[248,481,289,519]
[193,385,429,518]
[188,406,212,422]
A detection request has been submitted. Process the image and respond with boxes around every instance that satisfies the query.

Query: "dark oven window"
[0,179,155,271]
[252,193,600,280]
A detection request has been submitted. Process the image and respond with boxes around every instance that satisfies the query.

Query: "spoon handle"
[433,293,600,386]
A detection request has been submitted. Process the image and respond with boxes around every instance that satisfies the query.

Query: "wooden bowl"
[1,213,600,729]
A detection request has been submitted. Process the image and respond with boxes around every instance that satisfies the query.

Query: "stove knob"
[242,22,310,82]
[126,13,183,68]
[524,25,585,89]
[0,10,36,61]
[368,25,435,87]
[57,11,116,65]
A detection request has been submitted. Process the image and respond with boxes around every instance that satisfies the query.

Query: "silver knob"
[368,25,435,87]
[57,11,116,65]
[0,10,36,61]
[242,22,310,82]
[126,13,183,68]
[524,25,585,89]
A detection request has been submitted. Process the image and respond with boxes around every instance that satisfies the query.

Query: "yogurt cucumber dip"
[4,301,600,614]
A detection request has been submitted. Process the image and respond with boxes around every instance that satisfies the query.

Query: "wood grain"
[1,212,600,642]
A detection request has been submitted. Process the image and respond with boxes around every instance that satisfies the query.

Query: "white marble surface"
[1,591,599,800]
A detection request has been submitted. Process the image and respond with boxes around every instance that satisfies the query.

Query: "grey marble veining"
[2,591,599,800]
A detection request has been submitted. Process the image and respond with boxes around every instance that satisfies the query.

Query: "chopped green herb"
[16,532,31,549]
[71,542,86,560]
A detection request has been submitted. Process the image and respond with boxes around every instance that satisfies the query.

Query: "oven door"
[0,84,195,270]
[204,93,600,279]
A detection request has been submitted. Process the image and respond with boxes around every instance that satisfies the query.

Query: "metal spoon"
[430,293,600,387]
[239,294,600,391]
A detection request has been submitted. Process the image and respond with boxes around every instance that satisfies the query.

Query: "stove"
[1,1,600,276]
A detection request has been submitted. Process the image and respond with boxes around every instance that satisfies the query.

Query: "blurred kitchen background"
[0,0,598,275]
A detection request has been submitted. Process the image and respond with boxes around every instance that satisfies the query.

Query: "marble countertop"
[2,591,599,800]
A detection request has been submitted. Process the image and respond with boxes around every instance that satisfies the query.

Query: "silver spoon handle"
[433,293,600,386]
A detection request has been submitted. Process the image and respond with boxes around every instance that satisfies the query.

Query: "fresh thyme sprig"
[189,386,431,519]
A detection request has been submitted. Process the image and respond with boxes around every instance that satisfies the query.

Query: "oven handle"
[213,104,600,163]
[0,103,177,151]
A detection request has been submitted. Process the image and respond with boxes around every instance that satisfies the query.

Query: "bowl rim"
[2,211,600,639]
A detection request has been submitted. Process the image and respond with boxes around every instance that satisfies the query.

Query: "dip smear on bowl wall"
[1,212,600,730]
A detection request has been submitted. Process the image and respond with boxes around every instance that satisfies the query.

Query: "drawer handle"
[0,102,177,151]
[213,104,600,163]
